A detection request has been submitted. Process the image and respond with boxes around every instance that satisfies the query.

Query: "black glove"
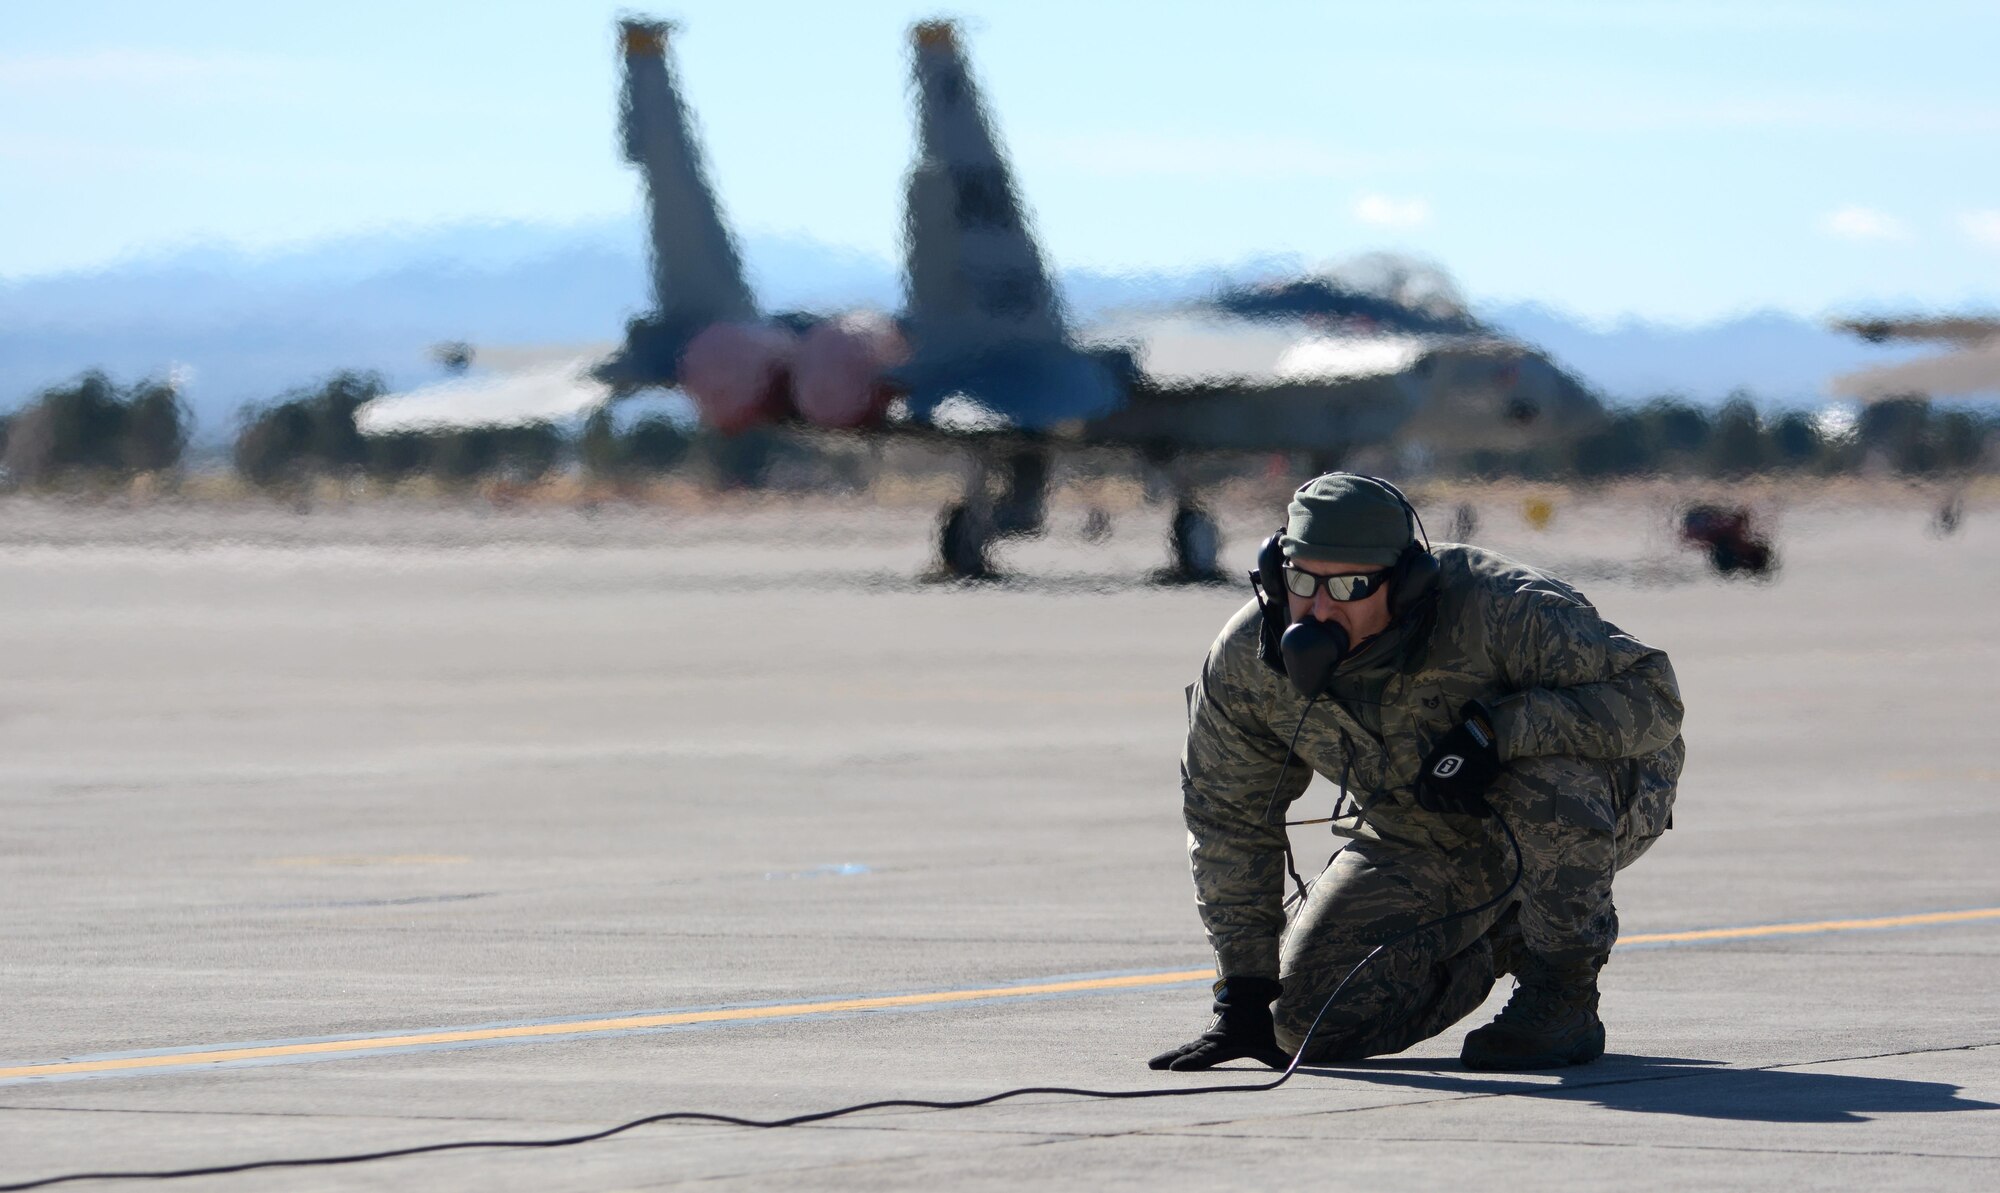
[1147,976,1291,1071]
[1415,700,1502,818]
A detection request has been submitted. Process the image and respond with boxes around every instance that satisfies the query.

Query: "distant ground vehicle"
[1679,503,1776,577]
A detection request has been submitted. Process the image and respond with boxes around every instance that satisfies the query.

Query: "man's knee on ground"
[1270,984,1313,1055]
[1271,983,1366,1060]
[1272,1011,1373,1063]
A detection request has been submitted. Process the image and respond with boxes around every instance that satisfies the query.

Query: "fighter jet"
[372,17,1605,579]
[1830,314,2000,401]
[1826,312,1999,538]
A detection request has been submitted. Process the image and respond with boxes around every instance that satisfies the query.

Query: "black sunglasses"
[1281,563,1392,602]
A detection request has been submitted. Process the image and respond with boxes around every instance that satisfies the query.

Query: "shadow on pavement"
[1297,1054,2000,1123]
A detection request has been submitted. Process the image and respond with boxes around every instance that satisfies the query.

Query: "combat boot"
[1460,953,1605,1071]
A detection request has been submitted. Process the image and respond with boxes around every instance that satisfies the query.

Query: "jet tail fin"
[898,21,1117,428]
[618,20,756,369]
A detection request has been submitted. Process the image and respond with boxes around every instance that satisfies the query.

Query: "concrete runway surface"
[1,490,1996,1190]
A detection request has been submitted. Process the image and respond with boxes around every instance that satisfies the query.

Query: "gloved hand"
[1415,700,1502,818]
[1147,976,1291,1071]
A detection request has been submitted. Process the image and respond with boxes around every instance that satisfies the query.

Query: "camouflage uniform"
[1181,543,1682,1062]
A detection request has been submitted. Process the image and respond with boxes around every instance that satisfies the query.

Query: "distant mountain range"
[0,219,1926,440]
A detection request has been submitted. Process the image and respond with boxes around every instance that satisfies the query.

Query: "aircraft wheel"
[1448,503,1479,543]
[1080,506,1112,543]
[1933,497,1964,537]
[939,503,993,580]
[1170,505,1223,581]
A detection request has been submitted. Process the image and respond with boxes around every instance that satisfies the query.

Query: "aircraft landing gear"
[1144,451,1225,584]
[938,502,994,580]
[992,449,1047,538]
[1159,503,1225,584]
[933,444,1048,581]
[1080,506,1112,543]
[1932,494,1964,537]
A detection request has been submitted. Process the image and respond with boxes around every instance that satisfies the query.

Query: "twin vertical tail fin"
[898,21,1119,430]
[902,20,1066,349]
[600,16,1118,429]
[604,20,759,390]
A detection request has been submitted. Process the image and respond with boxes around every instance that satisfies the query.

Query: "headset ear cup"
[1352,475,1434,619]
[1256,533,1286,603]
[1253,532,1290,674]
[1389,541,1439,618]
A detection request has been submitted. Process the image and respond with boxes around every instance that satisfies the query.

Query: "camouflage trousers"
[1272,746,1680,1062]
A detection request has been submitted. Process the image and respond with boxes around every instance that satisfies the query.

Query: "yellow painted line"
[1618,906,2000,946]
[7,906,1998,1084]
[0,970,1215,1082]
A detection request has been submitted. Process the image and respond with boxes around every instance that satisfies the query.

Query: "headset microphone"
[1279,618,1348,701]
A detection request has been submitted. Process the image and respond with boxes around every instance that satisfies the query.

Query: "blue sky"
[4,0,1997,322]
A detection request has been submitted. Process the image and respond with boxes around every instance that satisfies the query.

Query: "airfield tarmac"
[1,486,1996,1191]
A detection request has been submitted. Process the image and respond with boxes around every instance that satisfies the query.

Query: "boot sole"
[1460,1023,1606,1072]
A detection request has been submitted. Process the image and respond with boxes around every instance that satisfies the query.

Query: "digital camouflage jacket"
[1181,543,1684,979]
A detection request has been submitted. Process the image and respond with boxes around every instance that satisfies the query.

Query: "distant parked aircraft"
[365,18,1606,579]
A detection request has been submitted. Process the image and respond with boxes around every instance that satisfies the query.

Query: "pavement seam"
[1116,1130,2000,1162]
[802,1118,2000,1162]
[612,1120,2000,1191]
[1139,1037,2000,1132]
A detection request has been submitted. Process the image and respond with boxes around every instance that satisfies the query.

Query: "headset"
[1251,474,1439,700]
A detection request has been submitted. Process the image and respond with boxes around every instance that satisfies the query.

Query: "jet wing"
[1830,342,2000,401]
[1083,312,1431,387]
[357,347,617,434]
[1080,313,1601,456]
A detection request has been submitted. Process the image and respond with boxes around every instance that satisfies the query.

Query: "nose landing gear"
[935,446,1046,580]
[1158,503,1224,584]
[933,447,1227,584]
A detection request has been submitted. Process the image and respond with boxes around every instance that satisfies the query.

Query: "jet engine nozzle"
[680,322,797,434]
[793,315,910,430]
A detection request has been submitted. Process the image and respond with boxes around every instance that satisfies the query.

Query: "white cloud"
[1353,195,1432,228]
[1820,206,1910,241]
[1961,211,2000,248]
